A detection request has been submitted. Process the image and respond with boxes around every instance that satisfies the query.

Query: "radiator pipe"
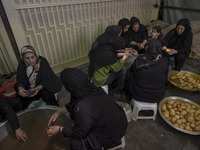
[161,5,200,12]
[0,0,21,62]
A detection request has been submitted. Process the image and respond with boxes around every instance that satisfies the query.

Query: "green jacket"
[91,59,124,86]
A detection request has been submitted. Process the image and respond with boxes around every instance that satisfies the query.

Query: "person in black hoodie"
[125,39,168,103]
[124,17,148,54]
[47,68,128,150]
[15,45,62,108]
[164,18,193,71]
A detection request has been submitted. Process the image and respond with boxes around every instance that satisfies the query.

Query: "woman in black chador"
[47,68,128,150]
[125,39,168,103]
[15,45,62,108]
[124,17,148,54]
[164,18,193,71]
[118,18,130,38]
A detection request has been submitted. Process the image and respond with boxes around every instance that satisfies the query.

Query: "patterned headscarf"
[21,45,39,60]
[21,45,40,88]
[135,39,162,69]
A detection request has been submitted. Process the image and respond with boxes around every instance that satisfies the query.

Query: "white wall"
[1,0,160,74]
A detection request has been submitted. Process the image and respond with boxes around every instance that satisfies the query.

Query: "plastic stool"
[132,99,157,121]
[102,136,125,150]
[101,85,108,94]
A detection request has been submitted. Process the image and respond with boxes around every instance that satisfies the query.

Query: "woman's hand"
[162,46,167,51]
[130,41,137,46]
[47,126,62,137]
[168,49,177,55]
[48,112,60,126]
[18,87,28,97]
[122,54,128,61]
[138,43,145,50]
[15,128,28,142]
[29,85,43,97]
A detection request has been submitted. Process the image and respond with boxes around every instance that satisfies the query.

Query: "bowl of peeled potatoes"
[168,70,200,92]
[159,96,200,135]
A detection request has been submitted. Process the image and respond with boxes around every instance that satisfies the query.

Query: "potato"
[163,111,169,118]
[176,119,182,125]
[167,100,174,105]
[185,125,190,130]
[167,104,172,110]
[169,109,176,116]
[186,114,194,122]
[190,123,196,128]
[194,126,200,131]
[175,115,180,120]
[161,103,167,111]
[171,117,177,123]
[181,110,187,115]
[181,118,187,124]
[174,123,179,127]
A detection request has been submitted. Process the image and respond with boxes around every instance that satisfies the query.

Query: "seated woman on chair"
[88,25,128,94]
[163,18,193,71]
[15,45,62,108]
[47,68,128,150]
[125,39,168,103]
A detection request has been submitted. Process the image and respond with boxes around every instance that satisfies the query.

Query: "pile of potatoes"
[161,100,200,132]
[170,72,200,90]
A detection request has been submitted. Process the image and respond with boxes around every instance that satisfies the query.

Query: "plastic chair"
[132,99,157,121]
[101,85,108,94]
[102,136,125,150]
[0,78,16,98]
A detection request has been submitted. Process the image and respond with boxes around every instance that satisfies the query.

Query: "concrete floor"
[57,58,200,150]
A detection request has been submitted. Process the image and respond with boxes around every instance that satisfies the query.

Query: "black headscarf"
[134,39,162,70]
[61,68,104,111]
[176,18,192,35]
[130,17,140,28]
[118,18,130,31]
[88,25,122,57]
[88,36,125,77]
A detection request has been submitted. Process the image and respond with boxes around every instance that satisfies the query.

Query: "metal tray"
[168,70,200,92]
[159,96,200,135]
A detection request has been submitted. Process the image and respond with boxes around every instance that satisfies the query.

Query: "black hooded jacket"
[125,39,168,102]
[60,68,128,148]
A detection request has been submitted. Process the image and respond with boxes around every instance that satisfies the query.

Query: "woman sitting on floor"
[15,45,62,108]
[124,17,148,54]
[125,39,168,103]
[118,18,130,38]
[163,18,193,71]
[88,25,128,94]
[47,68,128,150]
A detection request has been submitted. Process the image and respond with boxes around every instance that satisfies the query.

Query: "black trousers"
[70,133,102,150]
[19,88,58,109]
[174,53,188,71]
[0,93,23,129]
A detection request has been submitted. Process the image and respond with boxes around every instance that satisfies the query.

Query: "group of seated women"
[0,16,193,150]
[88,17,193,102]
